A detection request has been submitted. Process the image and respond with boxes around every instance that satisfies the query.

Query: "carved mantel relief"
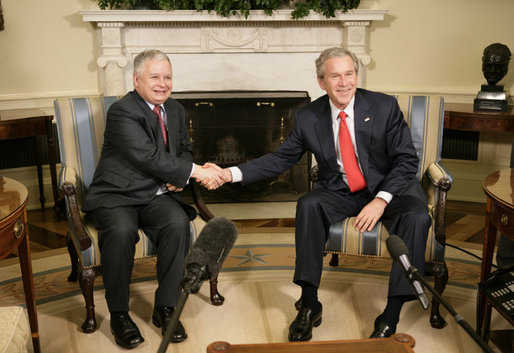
[81,10,387,96]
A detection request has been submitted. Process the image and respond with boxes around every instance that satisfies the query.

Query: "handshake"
[192,162,233,190]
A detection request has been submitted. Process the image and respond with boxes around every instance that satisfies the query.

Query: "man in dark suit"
[214,47,430,341]
[83,49,223,349]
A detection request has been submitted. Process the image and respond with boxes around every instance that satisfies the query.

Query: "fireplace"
[175,91,310,202]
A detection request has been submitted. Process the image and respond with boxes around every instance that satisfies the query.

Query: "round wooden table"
[476,168,514,352]
[0,176,40,353]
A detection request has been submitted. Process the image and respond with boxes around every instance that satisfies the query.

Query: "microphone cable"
[445,243,498,270]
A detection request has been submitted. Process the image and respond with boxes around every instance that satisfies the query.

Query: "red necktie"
[152,105,168,149]
[338,111,366,192]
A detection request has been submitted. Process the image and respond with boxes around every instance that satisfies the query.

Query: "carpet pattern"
[2,234,510,353]
[0,200,503,353]
[0,241,483,307]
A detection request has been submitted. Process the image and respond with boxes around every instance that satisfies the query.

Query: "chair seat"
[325,207,445,263]
[71,216,206,268]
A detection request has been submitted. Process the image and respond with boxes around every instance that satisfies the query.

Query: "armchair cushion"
[325,210,443,263]
[70,217,205,268]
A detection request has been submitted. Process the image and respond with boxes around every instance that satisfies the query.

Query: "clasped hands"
[192,162,232,190]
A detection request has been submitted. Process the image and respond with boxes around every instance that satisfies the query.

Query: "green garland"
[95,0,361,19]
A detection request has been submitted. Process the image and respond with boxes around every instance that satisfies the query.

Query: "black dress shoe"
[369,316,396,338]
[152,306,187,343]
[288,304,322,342]
[110,312,144,349]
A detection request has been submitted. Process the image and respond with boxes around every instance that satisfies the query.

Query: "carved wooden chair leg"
[79,267,101,333]
[66,233,78,282]
[426,261,448,329]
[209,275,224,306]
[329,254,339,267]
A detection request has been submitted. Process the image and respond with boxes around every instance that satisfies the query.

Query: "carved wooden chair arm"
[425,162,453,245]
[189,178,215,222]
[426,162,453,190]
[59,166,92,251]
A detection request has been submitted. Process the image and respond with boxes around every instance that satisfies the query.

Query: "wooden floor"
[5,200,488,261]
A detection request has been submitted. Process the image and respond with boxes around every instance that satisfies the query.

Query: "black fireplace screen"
[175,91,311,203]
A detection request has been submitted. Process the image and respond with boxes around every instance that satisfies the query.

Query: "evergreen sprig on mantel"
[95,0,361,19]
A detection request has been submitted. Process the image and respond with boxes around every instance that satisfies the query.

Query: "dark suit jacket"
[238,89,424,204]
[83,90,196,220]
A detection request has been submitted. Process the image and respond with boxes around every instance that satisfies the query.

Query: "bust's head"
[482,43,511,85]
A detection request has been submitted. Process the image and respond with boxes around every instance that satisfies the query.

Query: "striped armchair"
[53,96,222,333]
[314,95,452,329]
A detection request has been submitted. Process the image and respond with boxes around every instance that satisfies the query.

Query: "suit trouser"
[293,186,431,297]
[88,194,190,312]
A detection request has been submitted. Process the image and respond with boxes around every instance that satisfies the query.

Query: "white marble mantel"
[81,9,387,98]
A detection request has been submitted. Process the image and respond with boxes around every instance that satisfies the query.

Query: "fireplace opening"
[175,91,311,203]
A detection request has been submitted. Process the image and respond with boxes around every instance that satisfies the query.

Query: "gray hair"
[315,47,359,78]
[133,49,171,75]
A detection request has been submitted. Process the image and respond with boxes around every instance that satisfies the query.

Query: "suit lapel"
[353,90,373,178]
[313,96,338,169]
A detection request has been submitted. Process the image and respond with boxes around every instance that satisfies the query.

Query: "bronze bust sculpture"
[482,43,511,86]
[474,43,511,111]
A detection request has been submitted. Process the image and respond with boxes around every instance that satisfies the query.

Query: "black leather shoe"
[152,306,187,343]
[288,304,322,342]
[369,316,396,338]
[110,312,144,349]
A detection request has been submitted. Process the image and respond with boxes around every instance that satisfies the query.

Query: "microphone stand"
[157,264,209,353]
[406,266,495,353]
[157,289,189,353]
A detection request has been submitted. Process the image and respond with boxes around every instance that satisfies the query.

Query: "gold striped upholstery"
[325,95,451,263]
[54,96,205,268]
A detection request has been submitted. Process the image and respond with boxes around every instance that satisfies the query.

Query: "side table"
[0,109,62,218]
[477,168,514,353]
[444,103,514,133]
[0,176,40,353]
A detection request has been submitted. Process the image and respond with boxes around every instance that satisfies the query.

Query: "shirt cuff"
[376,191,392,204]
[228,166,243,183]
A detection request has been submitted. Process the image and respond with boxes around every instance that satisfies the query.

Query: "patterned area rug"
[2,233,506,353]
[0,240,483,307]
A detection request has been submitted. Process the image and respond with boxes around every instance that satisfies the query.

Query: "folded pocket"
[101,169,131,188]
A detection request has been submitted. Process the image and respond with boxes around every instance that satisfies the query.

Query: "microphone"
[182,217,238,294]
[386,236,495,353]
[386,234,430,310]
[158,217,238,353]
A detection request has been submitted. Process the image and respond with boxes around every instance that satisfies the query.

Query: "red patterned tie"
[152,105,168,150]
[338,111,366,192]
